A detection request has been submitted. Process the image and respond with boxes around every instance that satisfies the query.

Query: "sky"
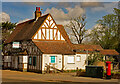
[1,1,119,29]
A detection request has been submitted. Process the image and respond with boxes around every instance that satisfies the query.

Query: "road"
[1,70,120,84]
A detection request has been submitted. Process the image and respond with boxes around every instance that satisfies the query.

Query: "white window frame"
[67,56,75,64]
[76,55,81,62]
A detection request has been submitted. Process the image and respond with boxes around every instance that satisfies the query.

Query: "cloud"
[15,4,85,26]
[44,7,68,20]
[44,5,85,25]
[66,5,85,18]
[24,2,50,6]
[0,12,10,22]
[17,18,30,24]
[57,2,73,8]
[91,2,118,13]
[23,2,102,8]
[56,20,70,26]
[81,2,103,7]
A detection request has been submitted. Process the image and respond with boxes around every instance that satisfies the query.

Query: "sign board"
[12,42,20,48]
[51,56,55,63]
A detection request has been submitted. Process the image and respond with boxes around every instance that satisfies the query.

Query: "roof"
[33,40,75,55]
[57,25,72,44]
[100,49,119,56]
[4,12,104,55]
[5,14,49,44]
[72,44,103,51]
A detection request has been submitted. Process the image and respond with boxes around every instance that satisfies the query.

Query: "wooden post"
[41,55,43,73]
[62,54,64,71]
[39,55,40,71]
[32,55,33,70]
[27,56,29,71]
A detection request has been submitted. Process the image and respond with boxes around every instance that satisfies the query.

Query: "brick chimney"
[35,7,42,19]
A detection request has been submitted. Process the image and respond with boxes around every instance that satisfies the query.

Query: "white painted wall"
[42,54,87,71]
[23,56,28,69]
[42,54,62,71]
[64,54,87,70]
[23,56,28,63]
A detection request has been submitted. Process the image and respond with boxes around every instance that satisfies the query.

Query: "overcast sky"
[1,1,119,29]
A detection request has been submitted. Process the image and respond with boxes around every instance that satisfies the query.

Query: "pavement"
[1,70,120,84]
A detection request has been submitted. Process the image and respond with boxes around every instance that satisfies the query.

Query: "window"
[23,56,28,63]
[29,56,32,65]
[51,56,55,63]
[76,55,81,62]
[33,56,36,66]
[12,42,20,48]
[67,56,75,63]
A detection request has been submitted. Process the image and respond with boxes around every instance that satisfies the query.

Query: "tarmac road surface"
[1,70,120,84]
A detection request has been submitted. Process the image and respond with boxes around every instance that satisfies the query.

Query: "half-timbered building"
[3,7,119,73]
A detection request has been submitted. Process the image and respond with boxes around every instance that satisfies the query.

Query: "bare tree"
[66,15,87,44]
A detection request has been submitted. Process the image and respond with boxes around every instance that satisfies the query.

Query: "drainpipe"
[86,50,88,65]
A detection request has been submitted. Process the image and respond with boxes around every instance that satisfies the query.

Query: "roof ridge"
[102,49,116,51]
[17,19,35,26]
[73,44,101,46]
[17,13,50,26]
[33,40,67,43]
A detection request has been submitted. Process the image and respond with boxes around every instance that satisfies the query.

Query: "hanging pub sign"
[12,42,20,48]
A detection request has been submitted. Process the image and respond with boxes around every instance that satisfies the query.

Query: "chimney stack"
[35,7,42,19]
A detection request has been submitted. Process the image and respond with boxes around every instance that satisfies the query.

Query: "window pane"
[51,56,55,63]
[33,57,36,66]
[68,56,75,63]
[29,57,32,65]
[77,56,81,61]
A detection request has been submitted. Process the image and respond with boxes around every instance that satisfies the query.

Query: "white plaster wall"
[42,54,62,71]
[64,54,87,70]
[23,56,28,63]
[23,56,28,69]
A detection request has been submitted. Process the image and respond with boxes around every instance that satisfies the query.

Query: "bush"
[64,70,77,73]
[78,69,85,72]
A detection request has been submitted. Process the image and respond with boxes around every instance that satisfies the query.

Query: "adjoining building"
[3,7,120,73]
[100,49,120,70]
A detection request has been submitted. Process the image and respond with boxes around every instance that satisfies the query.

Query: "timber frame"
[32,14,65,41]
[3,40,43,73]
